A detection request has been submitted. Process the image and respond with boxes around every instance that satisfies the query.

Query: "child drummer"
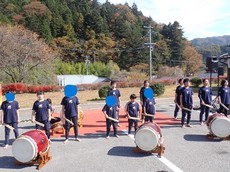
[102,96,119,139]
[31,91,51,141]
[1,92,20,149]
[61,85,81,144]
[143,97,156,122]
[180,78,194,128]
[125,94,141,134]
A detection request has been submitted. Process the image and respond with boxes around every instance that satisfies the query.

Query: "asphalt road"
[0,97,230,172]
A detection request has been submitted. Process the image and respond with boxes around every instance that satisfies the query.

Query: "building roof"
[57,75,110,86]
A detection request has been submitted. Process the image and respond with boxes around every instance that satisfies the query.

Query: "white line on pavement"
[122,130,183,172]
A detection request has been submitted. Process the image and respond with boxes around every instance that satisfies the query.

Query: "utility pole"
[144,26,155,82]
[85,56,90,75]
[93,51,96,63]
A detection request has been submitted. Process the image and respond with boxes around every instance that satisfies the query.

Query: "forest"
[0,0,214,84]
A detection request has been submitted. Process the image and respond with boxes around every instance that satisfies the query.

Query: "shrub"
[98,86,110,98]
[150,83,165,96]
[190,77,202,87]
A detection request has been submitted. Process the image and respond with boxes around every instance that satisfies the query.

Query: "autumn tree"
[182,41,203,76]
[0,25,59,83]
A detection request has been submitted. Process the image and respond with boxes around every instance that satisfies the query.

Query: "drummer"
[61,85,81,144]
[198,79,212,125]
[1,92,20,149]
[31,91,51,142]
[174,78,183,119]
[140,80,152,123]
[143,97,156,122]
[102,96,119,139]
[180,78,194,128]
[125,94,141,134]
[218,79,230,116]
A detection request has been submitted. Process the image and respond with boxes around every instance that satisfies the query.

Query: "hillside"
[191,35,230,47]
[0,0,203,84]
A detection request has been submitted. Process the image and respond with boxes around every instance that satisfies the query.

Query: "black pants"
[181,109,191,126]
[144,115,154,122]
[199,104,210,122]
[219,104,230,116]
[106,119,117,136]
[128,119,138,134]
[174,105,180,118]
[36,120,50,139]
[65,116,78,139]
[5,122,19,145]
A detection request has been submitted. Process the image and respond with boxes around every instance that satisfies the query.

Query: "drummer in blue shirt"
[32,91,51,141]
[61,85,81,144]
[198,79,212,125]
[218,79,230,116]
[1,92,20,149]
[180,78,194,128]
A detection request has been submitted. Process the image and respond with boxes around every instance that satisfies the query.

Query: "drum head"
[135,127,159,151]
[211,117,230,138]
[12,136,37,163]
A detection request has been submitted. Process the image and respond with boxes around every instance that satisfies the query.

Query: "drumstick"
[127,115,141,121]
[32,120,45,127]
[175,103,181,109]
[63,117,74,125]
[0,121,15,130]
[220,102,229,111]
[106,115,119,123]
[182,107,192,112]
[4,124,15,130]
[203,103,213,109]
[143,113,155,117]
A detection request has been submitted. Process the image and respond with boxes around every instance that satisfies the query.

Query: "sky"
[98,0,230,40]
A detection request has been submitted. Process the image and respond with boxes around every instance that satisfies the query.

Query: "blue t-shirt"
[61,96,80,118]
[181,87,193,107]
[1,100,20,123]
[143,98,156,114]
[126,102,140,117]
[102,105,117,118]
[32,100,50,121]
[107,89,121,106]
[175,85,183,103]
[198,86,212,104]
[218,87,230,104]
[140,87,153,103]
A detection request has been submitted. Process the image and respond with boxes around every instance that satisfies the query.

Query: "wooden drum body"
[12,130,49,163]
[207,113,230,138]
[134,122,162,151]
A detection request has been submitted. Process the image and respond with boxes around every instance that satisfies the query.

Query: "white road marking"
[122,130,183,172]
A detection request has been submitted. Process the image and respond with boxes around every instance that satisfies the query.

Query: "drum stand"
[133,143,165,157]
[51,125,65,136]
[207,133,230,140]
[15,146,52,170]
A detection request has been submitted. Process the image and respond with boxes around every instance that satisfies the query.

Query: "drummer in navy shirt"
[1,92,20,149]
[125,94,141,134]
[61,94,80,143]
[32,91,51,141]
[107,81,121,127]
[198,79,212,125]
[218,79,230,116]
[180,78,194,128]
[140,80,152,123]
[174,78,183,119]
[102,103,118,139]
[143,98,156,122]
